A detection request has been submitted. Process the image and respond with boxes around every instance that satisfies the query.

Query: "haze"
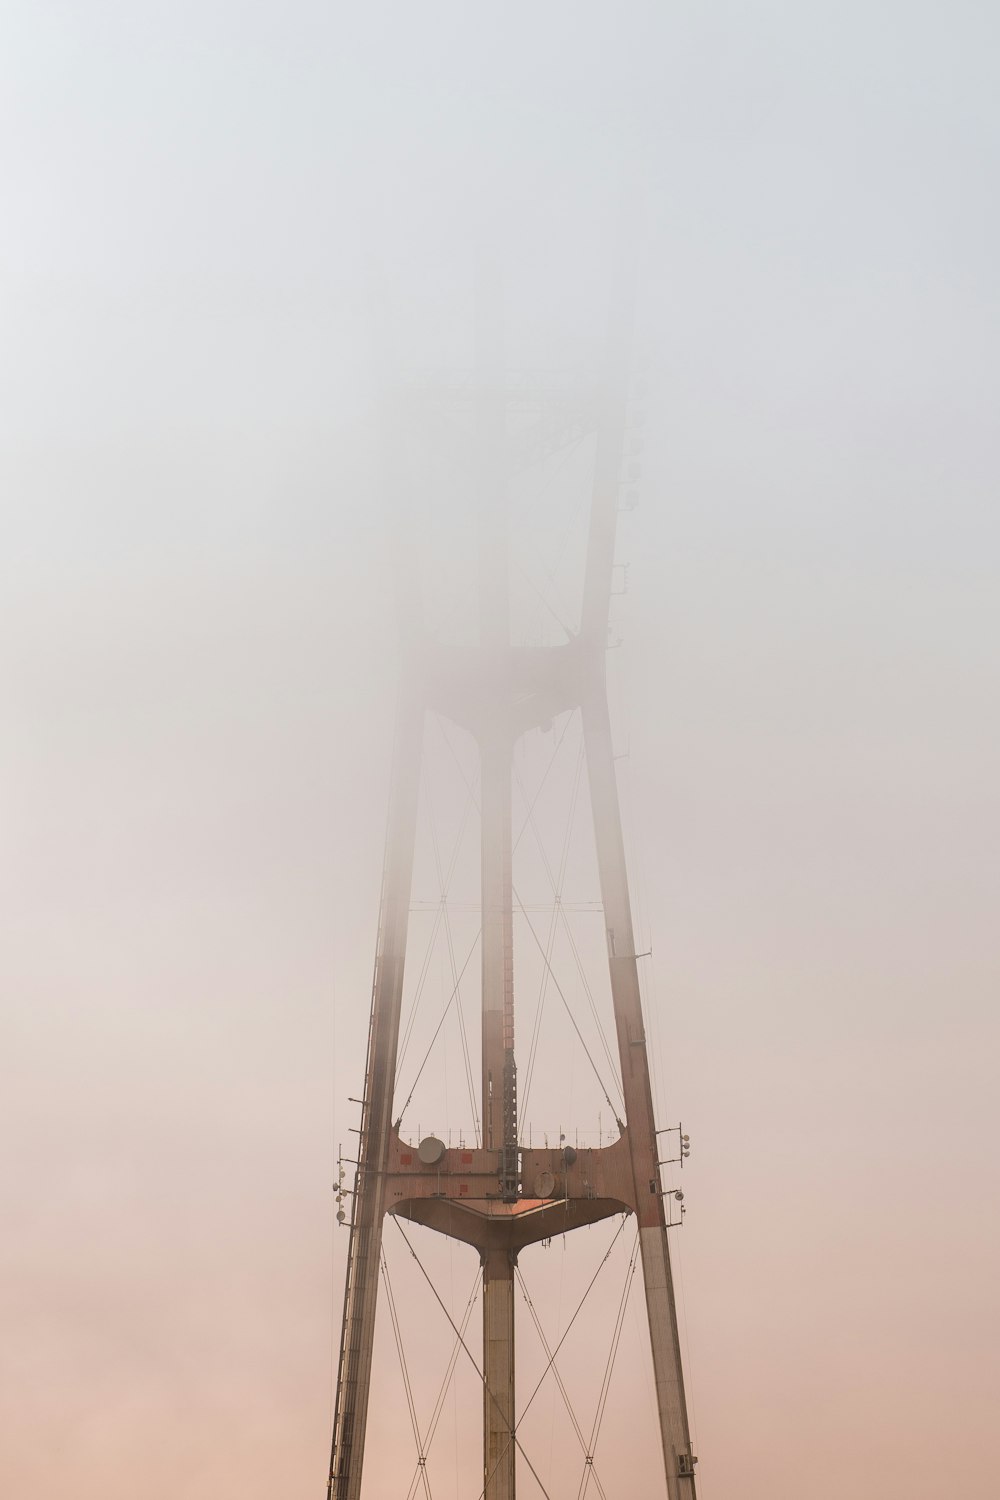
[2,4,999,1498]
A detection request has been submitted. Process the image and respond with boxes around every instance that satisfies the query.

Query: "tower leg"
[482,1248,517,1500]
[327,697,423,1500]
[581,684,697,1500]
[638,1225,697,1497]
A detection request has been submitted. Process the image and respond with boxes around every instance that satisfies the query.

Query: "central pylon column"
[480,731,517,1499]
[482,1246,517,1498]
[476,261,517,1499]
[481,736,515,1162]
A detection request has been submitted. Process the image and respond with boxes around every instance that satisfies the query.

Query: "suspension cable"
[518,735,586,1126]
[439,709,623,1123]
[515,1265,609,1500]
[397,889,445,1072]
[395,929,481,1121]
[424,737,482,1142]
[402,1265,482,1500]
[556,905,623,1106]
[514,891,622,1124]
[514,743,622,1111]
[476,1215,629,1500]
[513,713,576,855]
[398,767,475,1073]
[515,559,575,642]
[435,707,623,1126]
[390,1217,553,1500]
[576,1230,641,1500]
[379,1248,433,1500]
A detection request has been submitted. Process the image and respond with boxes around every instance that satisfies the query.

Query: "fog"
[3,3,999,1497]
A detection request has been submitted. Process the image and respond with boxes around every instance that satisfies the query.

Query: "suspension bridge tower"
[327,287,699,1500]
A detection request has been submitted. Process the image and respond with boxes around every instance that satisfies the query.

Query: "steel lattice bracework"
[327,309,699,1500]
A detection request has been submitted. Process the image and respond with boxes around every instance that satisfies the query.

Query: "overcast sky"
[2,4,999,1498]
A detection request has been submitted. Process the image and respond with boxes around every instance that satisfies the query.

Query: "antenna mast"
[327,281,699,1499]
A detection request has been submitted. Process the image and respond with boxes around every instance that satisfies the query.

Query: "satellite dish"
[418,1135,446,1166]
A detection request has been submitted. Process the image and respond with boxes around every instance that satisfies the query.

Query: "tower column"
[480,729,517,1499]
[482,1247,517,1500]
[480,735,516,1166]
[327,694,423,1500]
[476,261,517,1499]
[582,682,697,1499]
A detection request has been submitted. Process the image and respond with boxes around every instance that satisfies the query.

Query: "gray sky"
[2,3,999,1497]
